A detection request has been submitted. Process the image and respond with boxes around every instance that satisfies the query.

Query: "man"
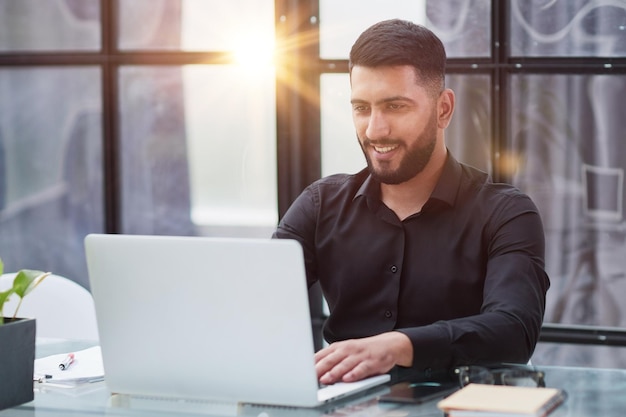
[273,19,549,385]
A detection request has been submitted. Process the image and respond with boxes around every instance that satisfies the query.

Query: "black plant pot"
[0,317,36,410]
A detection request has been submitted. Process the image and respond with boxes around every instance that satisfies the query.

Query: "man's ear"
[437,89,455,129]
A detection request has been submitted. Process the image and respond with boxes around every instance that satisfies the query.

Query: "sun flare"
[232,34,276,69]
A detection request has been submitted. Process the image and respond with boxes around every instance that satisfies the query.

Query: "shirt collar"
[428,152,462,208]
[355,170,379,200]
[354,151,462,208]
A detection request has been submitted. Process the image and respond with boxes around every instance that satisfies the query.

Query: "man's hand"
[314,331,413,384]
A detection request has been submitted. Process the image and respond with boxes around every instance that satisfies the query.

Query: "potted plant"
[0,257,50,410]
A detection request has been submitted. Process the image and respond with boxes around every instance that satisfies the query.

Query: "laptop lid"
[85,234,388,407]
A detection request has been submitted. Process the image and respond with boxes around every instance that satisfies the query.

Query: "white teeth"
[373,145,398,153]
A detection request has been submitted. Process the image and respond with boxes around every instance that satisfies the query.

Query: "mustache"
[362,138,402,147]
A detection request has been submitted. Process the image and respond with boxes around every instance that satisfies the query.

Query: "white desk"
[3,339,626,416]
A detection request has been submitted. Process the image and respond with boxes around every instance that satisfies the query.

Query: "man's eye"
[353,105,369,112]
[388,103,403,110]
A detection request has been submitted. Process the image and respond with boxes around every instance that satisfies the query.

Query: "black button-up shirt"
[273,153,550,371]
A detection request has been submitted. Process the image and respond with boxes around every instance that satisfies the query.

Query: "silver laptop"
[84,234,389,408]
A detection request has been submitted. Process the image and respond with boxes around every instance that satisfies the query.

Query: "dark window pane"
[510,0,626,57]
[0,67,104,288]
[0,0,100,52]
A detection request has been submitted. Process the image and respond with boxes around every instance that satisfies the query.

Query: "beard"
[358,111,438,185]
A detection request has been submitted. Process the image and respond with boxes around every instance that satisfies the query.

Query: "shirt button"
[390,265,398,273]
[384,310,393,318]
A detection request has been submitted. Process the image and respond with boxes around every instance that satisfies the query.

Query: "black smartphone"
[378,381,459,404]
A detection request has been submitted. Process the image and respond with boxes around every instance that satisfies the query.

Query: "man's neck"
[380,148,447,221]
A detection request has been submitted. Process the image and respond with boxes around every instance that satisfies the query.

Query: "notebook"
[84,234,390,408]
[437,383,567,416]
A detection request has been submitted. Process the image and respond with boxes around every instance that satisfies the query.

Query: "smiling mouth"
[373,144,399,154]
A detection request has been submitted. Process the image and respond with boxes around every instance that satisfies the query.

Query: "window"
[0,0,277,289]
[0,0,103,288]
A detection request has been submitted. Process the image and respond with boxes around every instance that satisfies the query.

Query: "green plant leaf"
[0,289,12,305]
[12,270,48,298]
[0,288,14,324]
[0,265,51,323]
[11,270,50,319]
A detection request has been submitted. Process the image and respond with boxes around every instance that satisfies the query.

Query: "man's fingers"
[315,334,409,383]
[316,340,373,384]
[340,361,374,383]
[318,354,360,384]
[315,345,350,382]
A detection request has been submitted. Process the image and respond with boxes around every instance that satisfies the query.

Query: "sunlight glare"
[232,34,276,69]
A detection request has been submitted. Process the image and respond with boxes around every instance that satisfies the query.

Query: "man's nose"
[365,111,390,140]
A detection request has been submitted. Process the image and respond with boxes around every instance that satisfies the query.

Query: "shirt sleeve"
[397,194,550,371]
[272,185,320,289]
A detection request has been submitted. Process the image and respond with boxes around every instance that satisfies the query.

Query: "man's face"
[350,65,439,185]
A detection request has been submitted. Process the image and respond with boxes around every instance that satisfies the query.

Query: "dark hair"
[349,19,446,95]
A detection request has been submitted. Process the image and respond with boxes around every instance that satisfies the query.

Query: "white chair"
[0,273,99,341]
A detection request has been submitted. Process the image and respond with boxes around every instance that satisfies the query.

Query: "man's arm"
[398,201,549,372]
[314,331,413,384]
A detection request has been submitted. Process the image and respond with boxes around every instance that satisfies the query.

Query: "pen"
[59,353,75,370]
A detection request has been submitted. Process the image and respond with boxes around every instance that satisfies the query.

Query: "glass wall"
[319,0,491,59]
[510,0,626,57]
[508,0,626,368]
[0,66,103,288]
[117,0,277,237]
[0,0,277,289]
[118,65,277,235]
[0,0,103,288]
[0,0,100,52]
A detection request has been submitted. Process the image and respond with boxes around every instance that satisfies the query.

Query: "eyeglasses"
[454,366,546,388]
